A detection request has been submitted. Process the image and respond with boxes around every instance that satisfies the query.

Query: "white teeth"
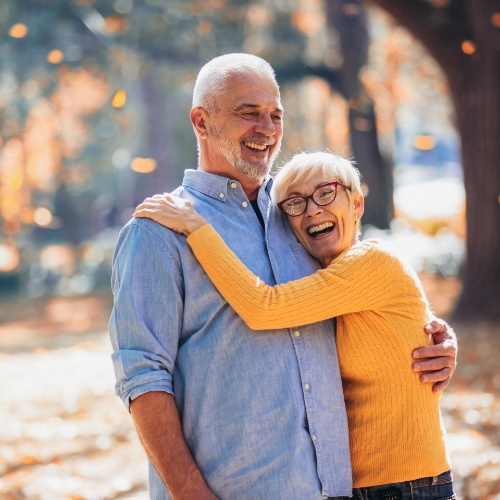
[244,142,267,151]
[308,222,334,235]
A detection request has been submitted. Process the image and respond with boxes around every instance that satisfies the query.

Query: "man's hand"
[172,478,219,500]
[412,318,458,393]
[130,392,218,500]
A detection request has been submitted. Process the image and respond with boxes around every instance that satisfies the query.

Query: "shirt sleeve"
[187,224,413,330]
[109,219,184,409]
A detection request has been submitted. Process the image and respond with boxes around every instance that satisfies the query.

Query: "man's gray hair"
[192,53,278,113]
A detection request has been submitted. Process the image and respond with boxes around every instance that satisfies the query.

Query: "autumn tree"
[366,0,500,321]
[325,0,394,229]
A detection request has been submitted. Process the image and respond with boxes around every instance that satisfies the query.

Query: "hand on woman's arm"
[134,194,208,236]
[412,318,458,392]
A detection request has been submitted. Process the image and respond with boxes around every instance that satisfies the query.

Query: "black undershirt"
[250,199,265,229]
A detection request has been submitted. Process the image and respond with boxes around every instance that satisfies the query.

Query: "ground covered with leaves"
[0,282,499,499]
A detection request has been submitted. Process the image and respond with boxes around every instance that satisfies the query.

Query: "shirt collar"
[183,169,273,201]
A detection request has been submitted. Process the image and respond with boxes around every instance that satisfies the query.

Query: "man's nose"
[254,114,276,135]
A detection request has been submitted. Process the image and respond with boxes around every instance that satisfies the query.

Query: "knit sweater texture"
[187,224,451,487]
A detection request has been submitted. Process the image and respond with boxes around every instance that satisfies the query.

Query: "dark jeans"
[352,470,456,500]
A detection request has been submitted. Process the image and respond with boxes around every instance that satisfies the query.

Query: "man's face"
[206,72,283,180]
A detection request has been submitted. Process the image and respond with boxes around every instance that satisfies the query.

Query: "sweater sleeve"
[187,224,410,330]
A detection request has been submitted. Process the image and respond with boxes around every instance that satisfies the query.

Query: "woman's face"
[284,173,364,267]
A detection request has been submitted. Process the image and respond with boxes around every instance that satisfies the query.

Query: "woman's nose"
[304,199,323,217]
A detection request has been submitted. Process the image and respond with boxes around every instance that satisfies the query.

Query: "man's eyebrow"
[234,103,283,112]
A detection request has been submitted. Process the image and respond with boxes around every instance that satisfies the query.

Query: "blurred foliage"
[0,0,460,300]
[0,278,499,498]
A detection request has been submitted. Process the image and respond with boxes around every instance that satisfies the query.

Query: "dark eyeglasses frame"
[277,182,351,217]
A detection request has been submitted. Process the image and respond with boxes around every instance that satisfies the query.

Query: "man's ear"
[190,107,209,139]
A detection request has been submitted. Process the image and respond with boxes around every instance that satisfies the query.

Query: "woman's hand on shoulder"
[134,193,208,236]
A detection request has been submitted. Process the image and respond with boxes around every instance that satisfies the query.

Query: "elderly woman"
[134,152,455,499]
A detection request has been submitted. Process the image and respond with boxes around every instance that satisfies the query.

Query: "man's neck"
[197,164,265,201]
[241,182,263,201]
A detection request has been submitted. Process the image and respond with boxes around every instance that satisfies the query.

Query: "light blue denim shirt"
[109,169,351,499]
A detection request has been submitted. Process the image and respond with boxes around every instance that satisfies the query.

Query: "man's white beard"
[209,125,279,180]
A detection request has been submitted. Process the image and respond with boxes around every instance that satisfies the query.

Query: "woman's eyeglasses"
[277,182,350,217]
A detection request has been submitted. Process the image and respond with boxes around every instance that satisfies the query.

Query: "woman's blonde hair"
[272,151,363,204]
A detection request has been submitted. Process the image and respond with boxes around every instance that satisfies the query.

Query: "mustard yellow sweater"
[186,225,451,487]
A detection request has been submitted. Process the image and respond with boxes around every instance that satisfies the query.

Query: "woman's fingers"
[132,194,200,237]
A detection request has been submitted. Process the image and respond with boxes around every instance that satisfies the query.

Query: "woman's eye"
[287,198,305,208]
[318,188,334,197]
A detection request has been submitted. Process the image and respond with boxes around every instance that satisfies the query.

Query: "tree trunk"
[327,0,394,229]
[369,0,500,321]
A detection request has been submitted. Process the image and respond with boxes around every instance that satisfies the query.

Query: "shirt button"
[294,330,300,337]
[304,383,310,391]
[219,193,225,199]
[241,201,248,208]
[311,434,317,441]
[230,182,238,189]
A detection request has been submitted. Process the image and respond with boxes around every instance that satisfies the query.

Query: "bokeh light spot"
[112,89,127,108]
[9,23,28,38]
[197,21,213,36]
[491,13,500,28]
[112,148,131,169]
[461,40,477,55]
[354,117,372,132]
[47,49,64,64]
[130,157,157,174]
[291,9,324,34]
[0,244,20,272]
[413,134,436,151]
[104,16,128,34]
[40,246,75,273]
[34,207,53,227]
[247,5,272,27]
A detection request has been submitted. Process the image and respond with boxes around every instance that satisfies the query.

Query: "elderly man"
[109,53,457,500]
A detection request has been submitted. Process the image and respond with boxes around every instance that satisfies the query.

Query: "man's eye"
[272,115,282,122]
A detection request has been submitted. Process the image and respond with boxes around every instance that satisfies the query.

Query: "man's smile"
[243,141,269,151]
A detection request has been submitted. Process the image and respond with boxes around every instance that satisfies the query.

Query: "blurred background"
[0,0,499,498]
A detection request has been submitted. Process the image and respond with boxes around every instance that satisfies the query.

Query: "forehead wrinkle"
[234,103,283,112]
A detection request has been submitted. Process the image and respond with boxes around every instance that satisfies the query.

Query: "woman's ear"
[190,107,209,139]
[353,194,365,219]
